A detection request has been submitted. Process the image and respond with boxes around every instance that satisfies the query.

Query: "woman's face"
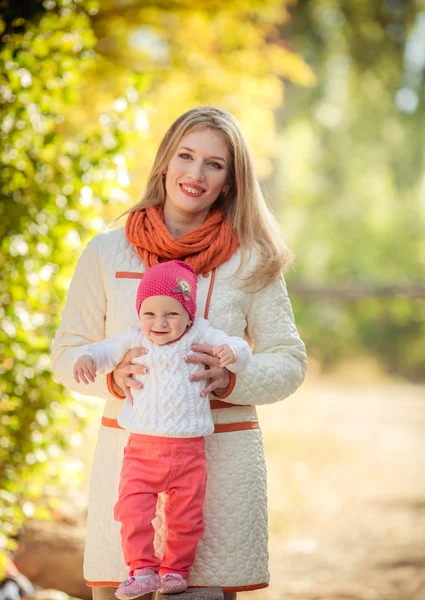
[164,128,230,219]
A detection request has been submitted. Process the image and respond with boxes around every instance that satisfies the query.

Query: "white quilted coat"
[51,227,307,593]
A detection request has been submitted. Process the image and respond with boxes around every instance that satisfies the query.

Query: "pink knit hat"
[136,260,198,321]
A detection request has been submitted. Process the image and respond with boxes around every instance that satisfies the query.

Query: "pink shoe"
[160,573,188,594]
[115,572,161,600]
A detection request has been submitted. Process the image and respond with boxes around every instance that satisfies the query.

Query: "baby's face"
[139,295,191,345]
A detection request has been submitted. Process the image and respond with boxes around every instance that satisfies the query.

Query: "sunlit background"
[1,1,424,599]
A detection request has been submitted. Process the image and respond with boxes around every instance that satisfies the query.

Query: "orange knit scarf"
[126,205,239,275]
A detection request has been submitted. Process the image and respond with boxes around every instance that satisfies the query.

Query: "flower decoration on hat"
[172,278,192,301]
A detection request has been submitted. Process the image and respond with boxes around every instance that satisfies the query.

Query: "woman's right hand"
[111,347,148,401]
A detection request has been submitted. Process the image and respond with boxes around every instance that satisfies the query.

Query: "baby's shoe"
[160,573,188,594]
[115,569,161,600]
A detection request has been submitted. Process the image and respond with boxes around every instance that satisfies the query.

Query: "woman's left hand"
[186,343,231,396]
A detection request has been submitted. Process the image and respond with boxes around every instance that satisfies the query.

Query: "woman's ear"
[222,183,230,197]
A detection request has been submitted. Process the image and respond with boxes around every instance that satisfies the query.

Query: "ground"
[240,363,425,600]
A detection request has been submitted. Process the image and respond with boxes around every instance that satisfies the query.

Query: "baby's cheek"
[140,323,150,338]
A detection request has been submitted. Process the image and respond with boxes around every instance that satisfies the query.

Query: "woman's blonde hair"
[120,105,294,290]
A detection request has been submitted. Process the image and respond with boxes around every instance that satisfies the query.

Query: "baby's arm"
[205,327,252,374]
[74,331,135,379]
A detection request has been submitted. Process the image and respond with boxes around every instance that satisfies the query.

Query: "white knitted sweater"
[80,318,251,437]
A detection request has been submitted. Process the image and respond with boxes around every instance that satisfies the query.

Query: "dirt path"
[240,371,425,600]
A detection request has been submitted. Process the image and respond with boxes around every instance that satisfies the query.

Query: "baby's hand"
[74,355,97,385]
[212,344,237,368]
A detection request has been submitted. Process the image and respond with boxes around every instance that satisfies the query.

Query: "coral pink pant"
[114,434,207,579]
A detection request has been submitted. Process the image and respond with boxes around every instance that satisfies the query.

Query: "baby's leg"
[114,437,170,575]
[161,438,207,579]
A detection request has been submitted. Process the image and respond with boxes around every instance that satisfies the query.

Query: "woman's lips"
[179,183,205,198]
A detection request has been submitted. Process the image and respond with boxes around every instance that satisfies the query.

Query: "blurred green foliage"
[277,0,425,379]
[0,0,314,575]
[0,0,133,571]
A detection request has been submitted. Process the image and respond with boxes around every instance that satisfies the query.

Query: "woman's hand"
[111,347,148,401]
[186,343,231,396]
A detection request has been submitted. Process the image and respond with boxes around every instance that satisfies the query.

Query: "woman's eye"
[179,153,192,160]
[208,161,222,170]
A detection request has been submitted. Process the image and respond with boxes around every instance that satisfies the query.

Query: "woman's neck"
[163,203,209,239]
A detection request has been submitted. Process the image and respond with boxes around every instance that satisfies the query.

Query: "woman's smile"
[179,183,206,197]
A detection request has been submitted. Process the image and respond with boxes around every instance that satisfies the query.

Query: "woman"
[52,105,307,600]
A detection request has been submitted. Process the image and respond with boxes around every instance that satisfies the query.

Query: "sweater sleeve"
[225,275,307,406]
[203,327,252,374]
[51,236,111,399]
[81,331,135,375]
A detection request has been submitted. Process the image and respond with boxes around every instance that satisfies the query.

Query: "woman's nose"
[187,160,205,181]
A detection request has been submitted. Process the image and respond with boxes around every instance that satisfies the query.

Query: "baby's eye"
[143,312,155,316]
[168,312,179,316]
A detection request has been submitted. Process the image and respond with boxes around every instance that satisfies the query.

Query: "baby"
[73,260,251,597]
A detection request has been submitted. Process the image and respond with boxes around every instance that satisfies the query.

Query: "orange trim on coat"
[203,268,216,319]
[115,271,144,279]
[211,371,236,400]
[85,580,268,592]
[106,372,126,400]
[101,417,259,434]
[214,421,259,433]
[102,417,124,429]
[209,399,251,409]
[201,266,237,400]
